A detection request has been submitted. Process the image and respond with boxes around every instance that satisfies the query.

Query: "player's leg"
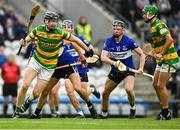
[123,75,136,119]
[79,73,100,99]
[20,78,49,113]
[65,79,85,118]
[30,77,60,118]
[53,83,60,116]
[156,71,171,120]
[69,73,98,118]
[99,79,118,118]
[49,81,60,117]
[153,66,162,108]
[49,90,55,116]
[20,65,55,113]
[13,67,37,118]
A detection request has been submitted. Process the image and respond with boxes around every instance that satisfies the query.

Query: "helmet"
[142,5,158,16]
[44,11,59,21]
[62,20,74,28]
[112,20,125,28]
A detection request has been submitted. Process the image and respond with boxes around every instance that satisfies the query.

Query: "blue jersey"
[57,35,90,73]
[103,35,139,72]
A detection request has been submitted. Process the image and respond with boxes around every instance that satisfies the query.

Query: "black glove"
[85,49,94,57]
[81,59,88,67]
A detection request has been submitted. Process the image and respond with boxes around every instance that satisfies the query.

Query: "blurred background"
[0,0,180,118]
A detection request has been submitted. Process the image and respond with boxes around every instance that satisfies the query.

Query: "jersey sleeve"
[79,36,90,47]
[103,39,110,51]
[129,39,139,50]
[62,29,71,39]
[29,27,37,39]
[156,23,170,37]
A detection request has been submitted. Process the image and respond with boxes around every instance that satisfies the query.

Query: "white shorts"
[155,63,178,73]
[28,58,55,81]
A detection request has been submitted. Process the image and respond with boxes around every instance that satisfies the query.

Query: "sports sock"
[51,108,55,114]
[55,106,59,112]
[34,108,42,116]
[130,104,136,110]
[86,101,92,108]
[15,107,21,113]
[13,105,16,111]
[3,104,8,115]
[102,110,108,117]
[76,108,84,116]
[162,108,169,116]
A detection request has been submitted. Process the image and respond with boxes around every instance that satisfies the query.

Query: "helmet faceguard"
[112,20,125,28]
[44,11,59,31]
[142,5,158,23]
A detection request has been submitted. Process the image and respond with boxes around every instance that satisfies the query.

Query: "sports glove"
[85,49,94,57]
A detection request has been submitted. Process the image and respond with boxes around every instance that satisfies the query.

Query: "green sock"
[55,106,59,112]
[51,109,55,114]
[15,107,21,113]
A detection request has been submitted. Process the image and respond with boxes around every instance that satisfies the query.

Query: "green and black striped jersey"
[150,19,179,65]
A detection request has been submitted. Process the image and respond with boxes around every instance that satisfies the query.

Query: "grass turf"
[0,118,179,129]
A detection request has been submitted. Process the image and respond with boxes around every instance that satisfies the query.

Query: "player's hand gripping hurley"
[143,43,178,70]
[114,60,154,79]
[56,55,99,69]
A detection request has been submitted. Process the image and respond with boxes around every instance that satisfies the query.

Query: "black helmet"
[44,11,59,21]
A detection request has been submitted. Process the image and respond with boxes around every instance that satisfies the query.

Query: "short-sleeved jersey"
[150,19,179,65]
[57,35,90,74]
[103,35,139,72]
[29,25,70,69]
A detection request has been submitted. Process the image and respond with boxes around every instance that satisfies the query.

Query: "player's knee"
[67,91,75,98]
[21,85,29,92]
[74,85,81,93]
[51,90,57,96]
[42,89,49,97]
[156,83,164,91]
[32,90,41,98]
[153,82,158,89]
[125,88,133,93]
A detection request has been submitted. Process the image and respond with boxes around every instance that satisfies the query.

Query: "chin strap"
[146,12,156,23]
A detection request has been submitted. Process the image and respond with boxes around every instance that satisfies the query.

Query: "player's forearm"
[139,53,145,70]
[70,35,89,51]
[101,55,115,65]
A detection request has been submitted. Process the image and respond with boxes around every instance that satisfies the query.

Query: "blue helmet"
[62,20,74,28]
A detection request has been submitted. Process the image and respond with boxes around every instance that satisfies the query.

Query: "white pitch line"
[0,129,179,130]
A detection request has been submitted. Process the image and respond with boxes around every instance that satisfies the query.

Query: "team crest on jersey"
[159,28,168,35]
[122,46,128,51]
[116,46,121,51]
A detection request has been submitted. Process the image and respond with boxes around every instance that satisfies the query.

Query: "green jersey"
[150,19,179,65]
[29,25,70,69]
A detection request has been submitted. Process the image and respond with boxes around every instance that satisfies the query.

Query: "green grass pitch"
[0,118,179,130]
